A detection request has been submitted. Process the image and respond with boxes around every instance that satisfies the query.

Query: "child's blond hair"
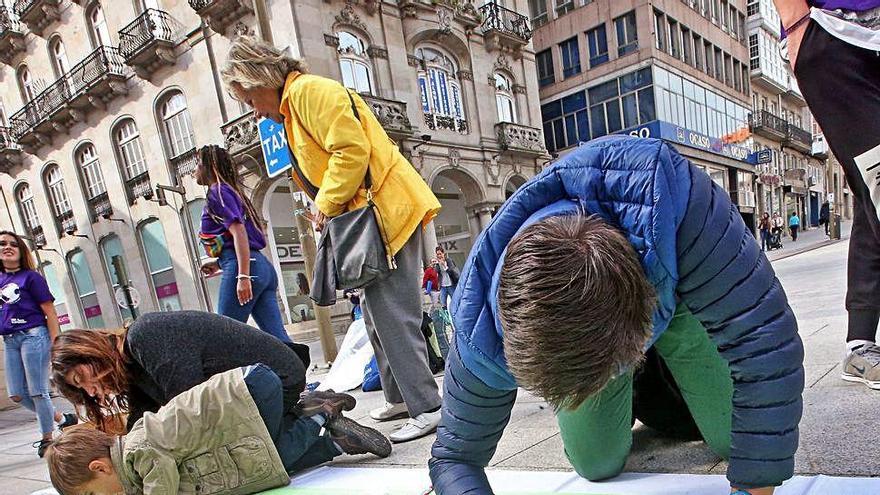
[45,425,115,495]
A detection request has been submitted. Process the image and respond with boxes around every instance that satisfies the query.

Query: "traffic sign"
[115,286,141,309]
[259,118,294,178]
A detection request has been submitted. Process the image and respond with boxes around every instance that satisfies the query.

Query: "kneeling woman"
[51,310,346,432]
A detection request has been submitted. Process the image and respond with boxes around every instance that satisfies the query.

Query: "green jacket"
[111,368,290,494]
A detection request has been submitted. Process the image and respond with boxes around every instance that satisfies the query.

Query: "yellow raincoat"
[279,72,441,256]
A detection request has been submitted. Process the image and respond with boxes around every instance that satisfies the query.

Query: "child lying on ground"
[45,364,391,494]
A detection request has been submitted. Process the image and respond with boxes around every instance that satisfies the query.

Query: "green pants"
[557,304,733,481]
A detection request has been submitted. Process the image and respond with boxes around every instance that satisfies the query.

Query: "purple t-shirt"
[200,183,267,252]
[808,0,880,10]
[0,270,54,335]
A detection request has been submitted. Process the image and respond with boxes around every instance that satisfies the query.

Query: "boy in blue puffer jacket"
[429,136,804,495]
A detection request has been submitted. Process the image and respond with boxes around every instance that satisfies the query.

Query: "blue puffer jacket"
[429,136,804,493]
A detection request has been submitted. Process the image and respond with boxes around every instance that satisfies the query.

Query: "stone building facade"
[0,0,547,333]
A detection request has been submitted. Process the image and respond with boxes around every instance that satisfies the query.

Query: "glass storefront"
[67,249,105,328]
[138,219,182,311]
[99,235,134,322]
[432,175,472,267]
[267,187,315,324]
[188,199,221,311]
[41,261,72,331]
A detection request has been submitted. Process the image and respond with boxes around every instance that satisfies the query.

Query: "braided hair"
[198,144,264,232]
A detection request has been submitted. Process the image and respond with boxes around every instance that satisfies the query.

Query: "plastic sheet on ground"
[315,318,374,393]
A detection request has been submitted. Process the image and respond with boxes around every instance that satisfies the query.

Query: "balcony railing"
[0,6,25,63]
[425,113,468,134]
[398,0,483,29]
[480,2,532,52]
[87,192,112,221]
[125,170,153,204]
[0,126,22,173]
[13,0,61,35]
[749,110,787,141]
[29,225,45,247]
[221,113,259,158]
[361,95,412,138]
[785,124,813,153]
[495,122,545,156]
[188,0,253,33]
[170,148,198,182]
[119,9,180,76]
[58,210,77,235]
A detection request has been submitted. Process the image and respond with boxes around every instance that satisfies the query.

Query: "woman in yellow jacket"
[221,36,442,443]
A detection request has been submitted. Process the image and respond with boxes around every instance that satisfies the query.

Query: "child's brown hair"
[45,425,115,495]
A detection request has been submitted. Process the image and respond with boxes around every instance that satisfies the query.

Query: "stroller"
[768,228,783,250]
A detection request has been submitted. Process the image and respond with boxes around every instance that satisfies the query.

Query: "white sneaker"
[388,410,441,443]
[369,402,409,421]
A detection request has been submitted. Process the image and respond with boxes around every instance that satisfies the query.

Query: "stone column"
[422,220,439,260]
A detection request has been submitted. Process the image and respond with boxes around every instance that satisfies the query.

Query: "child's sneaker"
[842,343,880,390]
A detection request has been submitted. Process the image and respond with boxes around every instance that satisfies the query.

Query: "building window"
[41,261,72,330]
[138,219,182,311]
[654,10,667,52]
[15,183,40,237]
[75,144,107,203]
[48,36,70,78]
[668,18,681,59]
[681,27,693,66]
[494,73,517,123]
[555,0,574,17]
[615,11,638,56]
[43,164,75,235]
[68,249,105,328]
[88,2,113,48]
[714,47,723,82]
[536,49,555,87]
[559,37,581,78]
[586,25,609,67]
[416,46,466,132]
[100,235,135,321]
[113,119,151,202]
[336,31,373,95]
[528,0,548,26]
[693,34,704,71]
[17,66,36,103]
[748,34,759,70]
[159,91,196,158]
[704,41,714,77]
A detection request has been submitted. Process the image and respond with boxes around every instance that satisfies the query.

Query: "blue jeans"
[3,326,56,435]
[439,285,456,309]
[218,249,291,343]
[242,364,339,475]
[760,230,770,251]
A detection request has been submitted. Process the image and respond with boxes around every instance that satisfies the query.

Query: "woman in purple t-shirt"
[0,231,76,456]
[195,145,293,344]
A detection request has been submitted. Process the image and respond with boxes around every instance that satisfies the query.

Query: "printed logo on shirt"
[854,143,880,224]
[0,282,21,306]
[10,318,26,325]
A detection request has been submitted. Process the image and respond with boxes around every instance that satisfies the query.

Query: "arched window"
[186,198,221,309]
[41,261,73,330]
[18,66,36,103]
[67,249,105,328]
[43,164,75,234]
[416,46,466,132]
[100,235,134,321]
[336,31,373,94]
[138,219,181,311]
[75,143,107,201]
[494,73,516,123]
[88,2,112,48]
[113,118,151,202]
[48,36,71,78]
[158,91,195,158]
[15,183,41,239]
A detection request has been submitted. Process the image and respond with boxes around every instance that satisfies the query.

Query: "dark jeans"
[218,249,291,343]
[795,20,880,342]
[242,364,339,475]
[760,229,770,251]
[790,226,799,242]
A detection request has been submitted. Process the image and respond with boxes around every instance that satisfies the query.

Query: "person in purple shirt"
[775,0,880,389]
[0,231,77,457]
[196,145,293,344]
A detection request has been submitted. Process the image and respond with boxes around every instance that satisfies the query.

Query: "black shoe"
[58,412,78,430]
[295,390,356,419]
[33,439,51,458]
[326,417,392,458]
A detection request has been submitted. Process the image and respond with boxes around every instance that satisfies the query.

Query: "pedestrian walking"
[435,246,459,309]
[51,310,341,433]
[196,145,292,344]
[0,231,77,457]
[789,212,801,241]
[220,36,442,443]
[759,212,772,251]
[820,201,831,236]
[430,136,802,495]
[423,260,440,307]
[774,0,880,389]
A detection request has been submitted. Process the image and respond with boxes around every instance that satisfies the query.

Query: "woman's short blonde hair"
[221,35,308,92]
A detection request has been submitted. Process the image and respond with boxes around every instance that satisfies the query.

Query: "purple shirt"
[809,0,880,10]
[200,183,267,252]
[0,270,54,335]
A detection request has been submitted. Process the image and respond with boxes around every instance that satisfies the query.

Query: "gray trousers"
[361,230,441,417]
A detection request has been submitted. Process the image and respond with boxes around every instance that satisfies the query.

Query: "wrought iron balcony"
[170,148,198,183]
[87,192,112,221]
[361,95,412,140]
[425,113,468,134]
[495,122,545,156]
[0,6,25,64]
[221,113,259,160]
[749,110,787,142]
[398,0,483,30]
[9,46,130,151]
[479,2,532,53]
[57,209,77,235]
[119,9,180,78]
[125,171,153,204]
[785,123,813,153]
[0,127,22,173]
[29,225,45,247]
[188,0,253,33]
[13,0,61,35]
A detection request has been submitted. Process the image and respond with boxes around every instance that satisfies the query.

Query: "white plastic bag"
[317,319,375,392]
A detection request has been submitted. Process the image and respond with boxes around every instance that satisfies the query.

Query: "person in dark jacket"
[759,212,773,251]
[819,201,830,236]
[429,137,803,495]
[50,311,343,434]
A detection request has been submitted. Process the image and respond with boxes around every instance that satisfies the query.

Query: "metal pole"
[111,255,138,321]
[288,180,337,364]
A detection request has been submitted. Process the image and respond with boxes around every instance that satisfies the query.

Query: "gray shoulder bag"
[305,91,396,307]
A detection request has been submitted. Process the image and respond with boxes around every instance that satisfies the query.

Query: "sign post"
[258,119,338,364]
[111,255,138,321]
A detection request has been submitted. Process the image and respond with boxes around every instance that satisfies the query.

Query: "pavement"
[1,220,876,494]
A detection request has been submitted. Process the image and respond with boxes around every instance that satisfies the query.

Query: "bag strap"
[346,90,373,192]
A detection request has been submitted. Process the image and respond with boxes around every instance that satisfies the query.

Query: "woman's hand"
[237,277,253,306]
[305,210,329,232]
[200,260,221,277]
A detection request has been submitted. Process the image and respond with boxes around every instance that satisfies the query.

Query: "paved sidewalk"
[765,221,851,262]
